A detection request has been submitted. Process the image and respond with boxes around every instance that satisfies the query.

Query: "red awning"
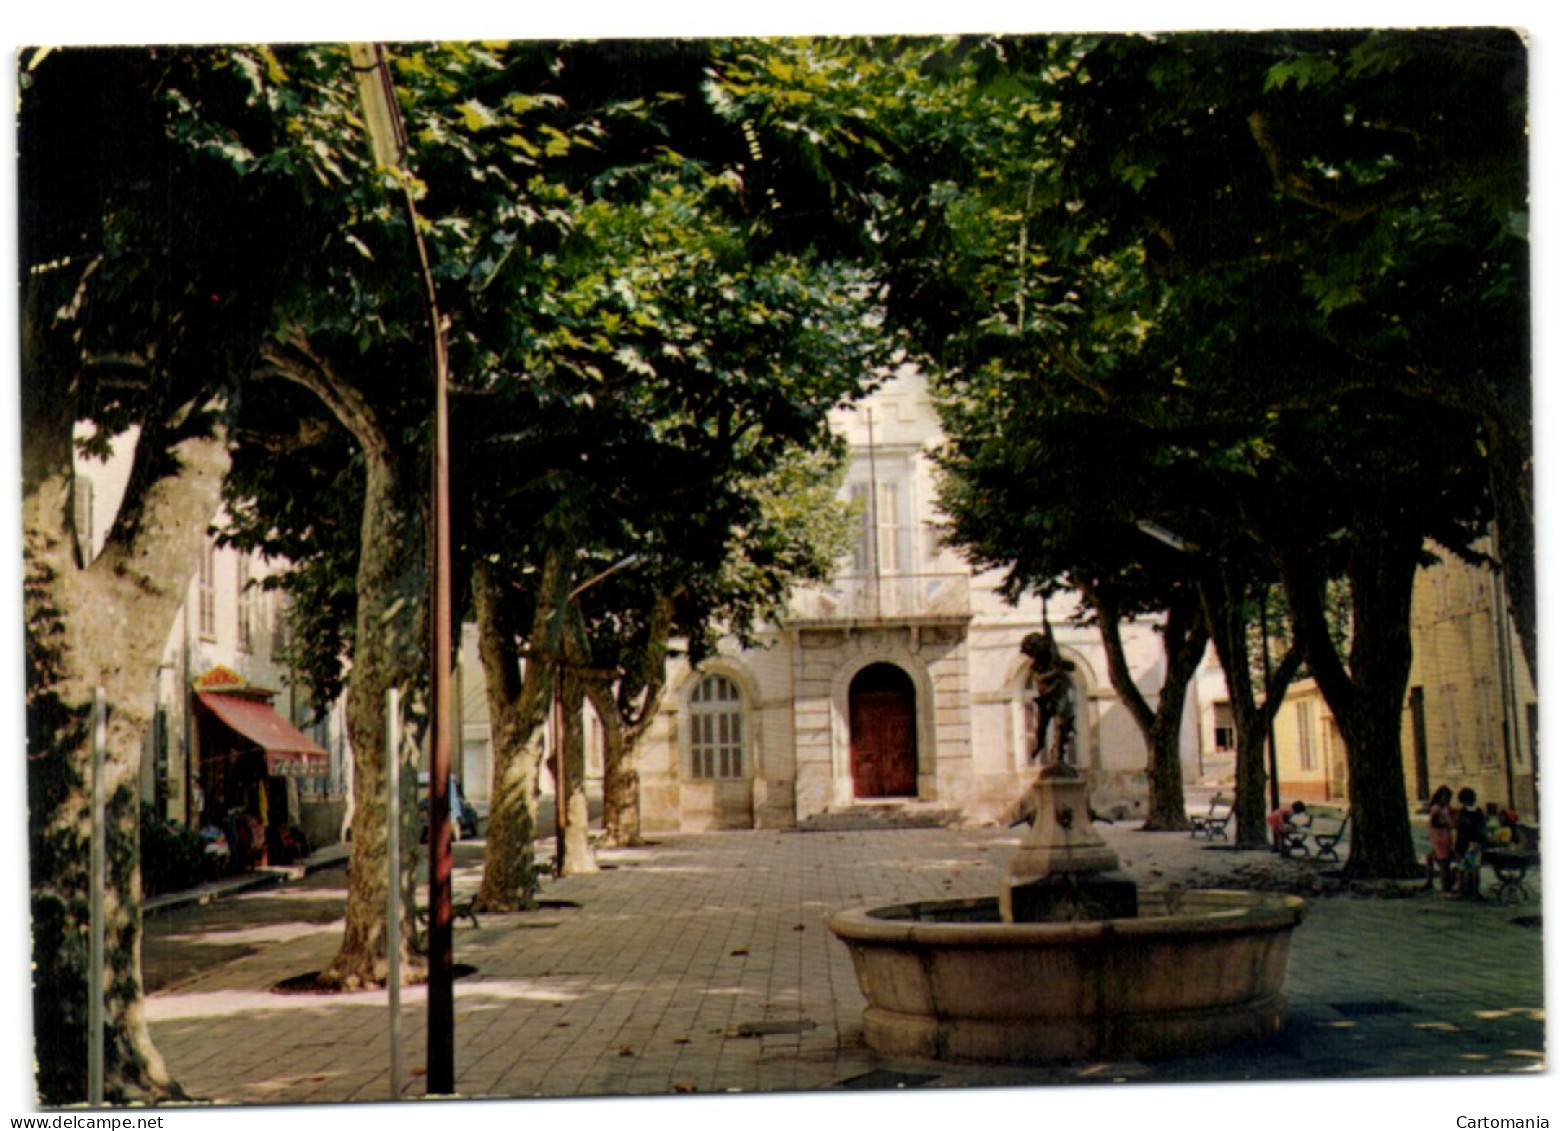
[197,692,329,778]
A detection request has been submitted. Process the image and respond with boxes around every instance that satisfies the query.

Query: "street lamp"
[350,42,456,1096]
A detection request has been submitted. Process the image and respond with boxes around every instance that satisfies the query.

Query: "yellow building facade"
[1268,549,1536,816]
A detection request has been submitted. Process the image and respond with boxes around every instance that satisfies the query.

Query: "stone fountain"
[826,634,1306,1063]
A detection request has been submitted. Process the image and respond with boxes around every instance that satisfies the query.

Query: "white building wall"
[456,367,1207,832]
[75,427,346,838]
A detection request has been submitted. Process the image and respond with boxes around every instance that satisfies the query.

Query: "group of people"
[1263,788,1531,900]
[1424,785,1531,899]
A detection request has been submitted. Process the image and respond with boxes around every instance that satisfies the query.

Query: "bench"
[416,896,481,930]
[1190,794,1235,841]
[1483,825,1539,903]
[1483,849,1538,903]
[1282,806,1350,863]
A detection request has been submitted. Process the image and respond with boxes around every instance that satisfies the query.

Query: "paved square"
[144,821,1545,1105]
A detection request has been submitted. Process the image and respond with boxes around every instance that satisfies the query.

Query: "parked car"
[417,770,480,841]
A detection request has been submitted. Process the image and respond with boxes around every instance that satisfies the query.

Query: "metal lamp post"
[350,42,456,1094]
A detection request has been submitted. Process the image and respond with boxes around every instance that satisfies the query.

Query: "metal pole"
[89,687,105,1106]
[865,407,881,620]
[553,663,566,871]
[1260,588,1281,812]
[386,689,402,1101]
[182,602,193,827]
[349,41,455,1093]
[426,208,457,1098]
[1491,562,1520,809]
[1482,520,1524,809]
[453,650,464,787]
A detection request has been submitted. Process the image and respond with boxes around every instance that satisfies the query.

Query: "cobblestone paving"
[142,822,1546,1109]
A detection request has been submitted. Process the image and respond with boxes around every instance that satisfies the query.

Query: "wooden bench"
[1282,806,1350,863]
[1190,794,1235,841]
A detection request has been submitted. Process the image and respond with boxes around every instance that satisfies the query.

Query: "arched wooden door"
[849,663,918,798]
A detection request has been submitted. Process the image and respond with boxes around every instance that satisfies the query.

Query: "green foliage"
[185,40,897,707]
[138,804,207,897]
[725,29,1521,633]
[747,29,1522,869]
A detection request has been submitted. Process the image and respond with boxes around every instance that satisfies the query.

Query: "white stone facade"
[505,368,1205,832]
[74,429,349,843]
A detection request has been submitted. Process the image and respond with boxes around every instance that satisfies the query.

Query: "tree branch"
[1246,108,1499,223]
[1082,581,1156,735]
[255,329,391,465]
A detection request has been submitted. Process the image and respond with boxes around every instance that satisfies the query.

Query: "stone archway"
[849,662,919,798]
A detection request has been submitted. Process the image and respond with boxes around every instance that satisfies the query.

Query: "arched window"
[690,674,745,780]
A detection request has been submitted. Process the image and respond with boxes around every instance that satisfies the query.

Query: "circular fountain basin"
[827,888,1306,1063]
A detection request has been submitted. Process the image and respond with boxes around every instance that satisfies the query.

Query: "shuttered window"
[690,675,744,780]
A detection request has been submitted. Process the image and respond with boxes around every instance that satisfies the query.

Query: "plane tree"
[194,39,676,974]
[458,181,889,892]
[466,434,857,896]
[1017,30,1521,876]
[580,446,855,849]
[934,386,1218,830]
[728,31,1524,876]
[18,45,334,1102]
[218,39,892,904]
[715,36,1267,832]
[213,41,568,989]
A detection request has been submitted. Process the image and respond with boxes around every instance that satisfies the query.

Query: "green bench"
[1190,794,1235,841]
[1282,805,1350,863]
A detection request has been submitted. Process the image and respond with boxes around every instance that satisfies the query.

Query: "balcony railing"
[788,572,971,624]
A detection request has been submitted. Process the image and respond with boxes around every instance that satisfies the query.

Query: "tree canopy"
[722,30,1527,873]
[19,31,1532,1103]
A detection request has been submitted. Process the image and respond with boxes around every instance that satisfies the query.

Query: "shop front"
[192,666,328,867]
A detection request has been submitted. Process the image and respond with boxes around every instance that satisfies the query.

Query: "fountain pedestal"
[1000,764,1137,923]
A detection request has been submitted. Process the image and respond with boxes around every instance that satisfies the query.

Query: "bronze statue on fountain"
[1021,627,1076,773]
[826,633,1306,1064]
[1005,628,1134,922]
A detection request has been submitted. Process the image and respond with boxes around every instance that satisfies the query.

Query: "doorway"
[849,663,918,798]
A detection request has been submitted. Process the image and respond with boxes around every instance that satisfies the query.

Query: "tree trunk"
[589,682,638,848]
[470,560,548,912]
[25,287,227,1102]
[1488,416,1535,683]
[1278,524,1422,879]
[1199,570,1302,850]
[605,757,643,847]
[1090,584,1207,831]
[259,336,425,988]
[586,594,673,849]
[587,677,667,849]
